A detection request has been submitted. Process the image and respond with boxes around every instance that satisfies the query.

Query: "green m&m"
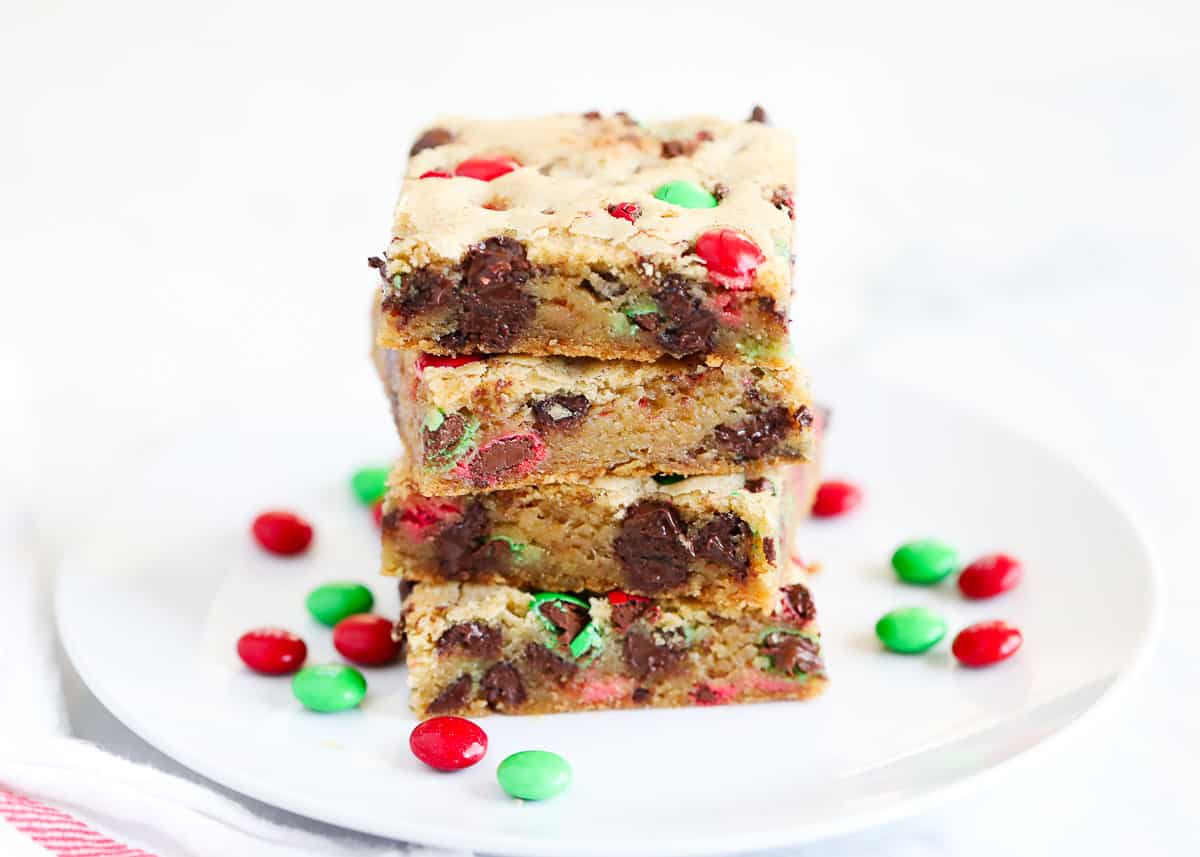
[875,606,948,654]
[306,582,374,626]
[351,466,390,505]
[653,180,717,209]
[891,539,959,585]
[292,664,367,712]
[496,750,572,801]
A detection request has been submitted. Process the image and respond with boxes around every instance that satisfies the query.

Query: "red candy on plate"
[958,553,1022,599]
[333,614,401,666]
[237,628,307,675]
[694,228,765,290]
[410,716,488,771]
[811,480,863,518]
[454,156,520,182]
[251,510,313,556]
[952,621,1023,667]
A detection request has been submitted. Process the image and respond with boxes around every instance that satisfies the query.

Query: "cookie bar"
[374,345,814,495]
[398,577,826,718]
[372,112,796,366]
[381,470,794,611]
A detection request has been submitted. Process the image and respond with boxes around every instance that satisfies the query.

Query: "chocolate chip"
[623,629,687,682]
[398,579,415,601]
[693,684,720,704]
[743,477,769,493]
[748,105,769,123]
[367,255,390,286]
[393,602,411,659]
[609,599,657,634]
[451,237,535,351]
[661,138,697,158]
[781,583,817,624]
[436,622,502,658]
[382,267,456,321]
[427,673,473,714]
[763,537,776,564]
[522,641,577,684]
[423,412,468,459]
[640,275,717,358]
[481,662,526,710]
[614,500,694,592]
[693,513,752,575]
[464,435,540,488]
[436,502,509,579]
[761,633,821,675]
[796,404,814,428]
[712,183,730,202]
[410,127,453,157]
[770,186,794,220]
[531,394,590,431]
[713,406,793,460]
[615,111,636,125]
[537,599,589,649]
[631,687,652,703]
[582,110,602,119]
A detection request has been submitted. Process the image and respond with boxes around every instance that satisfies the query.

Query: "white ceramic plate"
[56,369,1161,857]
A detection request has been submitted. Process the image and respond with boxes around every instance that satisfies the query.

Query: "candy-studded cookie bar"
[381,469,795,611]
[372,112,796,366]
[399,576,826,718]
[374,345,814,495]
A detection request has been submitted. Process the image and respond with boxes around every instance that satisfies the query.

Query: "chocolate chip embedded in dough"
[692,513,752,575]
[531,394,590,432]
[713,406,793,460]
[623,629,687,682]
[522,641,577,684]
[614,500,694,592]
[481,662,526,710]
[410,127,454,156]
[436,622,502,658]
[426,673,473,714]
[780,583,817,624]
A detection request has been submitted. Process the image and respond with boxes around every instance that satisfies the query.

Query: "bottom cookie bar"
[400,578,826,718]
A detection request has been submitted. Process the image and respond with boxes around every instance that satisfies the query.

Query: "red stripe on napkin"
[0,789,157,857]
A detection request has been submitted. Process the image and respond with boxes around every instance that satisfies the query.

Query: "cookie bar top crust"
[374,111,796,364]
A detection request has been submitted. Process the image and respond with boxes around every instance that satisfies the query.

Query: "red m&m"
[237,628,307,675]
[410,716,488,771]
[958,553,1022,599]
[333,614,401,666]
[419,169,452,179]
[952,621,1023,667]
[694,229,765,290]
[251,510,313,556]
[812,480,863,518]
[454,156,520,182]
[608,202,641,223]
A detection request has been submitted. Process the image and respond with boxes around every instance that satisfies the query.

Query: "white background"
[3,1,1198,854]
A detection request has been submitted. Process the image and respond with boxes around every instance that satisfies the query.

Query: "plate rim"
[53,373,1166,857]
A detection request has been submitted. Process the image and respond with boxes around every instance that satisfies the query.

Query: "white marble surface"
[3,1,1198,853]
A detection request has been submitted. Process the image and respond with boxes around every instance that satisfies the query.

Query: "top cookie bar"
[373,111,796,365]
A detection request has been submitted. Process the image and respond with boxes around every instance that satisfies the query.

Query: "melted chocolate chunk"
[743,477,769,493]
[435,503,509,579]
[712,182,730,202]
[452,237,535,351]
[464,435,540,488]
[610,599,655,634]
[761,633,821,675]
[631,687,652,703]
[796,404,814,428]
[427,673,473,714]
[383,268,456,321]
[522,641,578,684]
[423,412,468,459]
[781,583,817,624]
[531,394,590,431]
[436,622,502,658]
[623,629,687,682]
[770,186,794,219]
[713,406,793,460]
[692,513,752,575]
[660,138,698,158]
[481,662,526,710]
[748,105,769,123]
[367,255,390,286]
[614,500,694,592]
[538,600,589,649]
[410,127,454,157]
[639,276,717,358]
[763,537,776,564]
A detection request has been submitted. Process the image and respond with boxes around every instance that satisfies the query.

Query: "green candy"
[292,664,367,712]
[306,582,374,626]
[422,409,445,432]
[621,296,658,319]
[653,180,718,209]
[529,593,602,661]
[875,606,948,654]
[891,539,959,585]
[496,750,572,801]
[351,466,390,505]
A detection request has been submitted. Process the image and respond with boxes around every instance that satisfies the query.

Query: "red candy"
[608,202,641,223]
[333,614,400,666]
[251,510,313,556]
[410,716,488,771]
[952,621,1023,667]
[811,480,863,518]
[694,228,765,290]
[237,628,306,675]
[419,169,452,179]
[958,553,1022,599]
[371,500,385,527]
[454,156,520,182]
[414,353,482,374]
[400,499,461,536]
[608,590,651,606]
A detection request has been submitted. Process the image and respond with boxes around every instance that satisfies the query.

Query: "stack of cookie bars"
[371,111,828,717]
